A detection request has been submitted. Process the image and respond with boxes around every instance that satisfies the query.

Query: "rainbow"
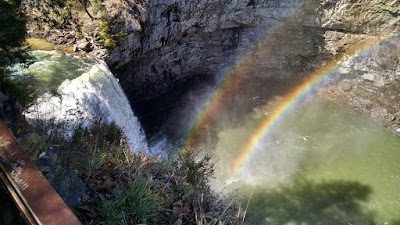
[180,8,391,179]
[183,16,302,147]
[230,35,388,178]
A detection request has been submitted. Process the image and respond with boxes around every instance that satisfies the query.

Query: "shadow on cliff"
[238,179,376,225]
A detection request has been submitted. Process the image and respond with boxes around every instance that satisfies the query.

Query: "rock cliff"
[105,0,399,100]
[22,0,400,101]
[108,0,321,99]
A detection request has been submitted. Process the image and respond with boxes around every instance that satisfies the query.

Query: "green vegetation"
[23,0,122,49]
[0,0,26,50]
[98,12,117,48]
[96,2,128,49]
[26,0,84,30]
[97,177,159,224]
[2,1,236,223]
[25,118,244,224]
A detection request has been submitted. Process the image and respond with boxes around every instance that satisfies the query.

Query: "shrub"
[98,12,117,48]
[0,0,26,50]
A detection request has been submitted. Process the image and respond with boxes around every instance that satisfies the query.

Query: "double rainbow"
[183,17,300,147]
[182,15,389,179]
[230,35,389,178]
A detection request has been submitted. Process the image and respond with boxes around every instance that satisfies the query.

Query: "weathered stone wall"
[317,34,400,132]
[321,0,400,34]
[106,0,399,100]
[22,0,400,100]
[107,0,325,100]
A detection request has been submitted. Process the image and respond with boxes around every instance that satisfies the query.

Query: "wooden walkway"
[0,122,81,225]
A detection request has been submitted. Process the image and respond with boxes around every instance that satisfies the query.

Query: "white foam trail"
[26,61,149,154]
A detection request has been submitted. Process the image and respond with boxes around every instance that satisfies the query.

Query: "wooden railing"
[0,122,81,225]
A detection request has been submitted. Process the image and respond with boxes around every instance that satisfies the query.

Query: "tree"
[0,0,26,50]
[0,0,32,107]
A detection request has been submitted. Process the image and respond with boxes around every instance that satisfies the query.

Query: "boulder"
[361,73,375,82]
[73,38,93,52]
[338,80,352,92]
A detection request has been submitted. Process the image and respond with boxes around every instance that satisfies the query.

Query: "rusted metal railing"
[0,122,81,225]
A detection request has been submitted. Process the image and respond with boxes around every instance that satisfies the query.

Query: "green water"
[213,99,400,225]
[9,50,97,93]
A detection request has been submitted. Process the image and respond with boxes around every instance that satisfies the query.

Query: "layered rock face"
[317,34,400,132]
[320,0,400,34]
[315,0,400,132]
[22,0,400,101]
[108,0,322,100]
[106,0,399,100]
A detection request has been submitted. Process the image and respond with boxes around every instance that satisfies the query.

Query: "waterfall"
[25,61,149,154]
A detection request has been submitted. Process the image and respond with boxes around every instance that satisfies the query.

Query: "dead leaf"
[172,200,184,216]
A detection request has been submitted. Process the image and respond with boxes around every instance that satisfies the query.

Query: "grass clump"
[97,177,159,225]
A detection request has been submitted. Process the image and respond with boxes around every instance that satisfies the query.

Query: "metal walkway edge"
[0,122,81,225]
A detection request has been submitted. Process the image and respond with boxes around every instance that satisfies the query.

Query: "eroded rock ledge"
[23,0,399,101]
[109,0,321,100]
[316,33,400,133]
[104,0,399,100]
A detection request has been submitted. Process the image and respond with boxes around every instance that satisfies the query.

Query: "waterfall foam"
[25,61,149,154]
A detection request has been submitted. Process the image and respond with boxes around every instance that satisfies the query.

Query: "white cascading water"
[25,61,149,154]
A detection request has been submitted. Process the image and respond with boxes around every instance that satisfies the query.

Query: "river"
[212,99,400,224]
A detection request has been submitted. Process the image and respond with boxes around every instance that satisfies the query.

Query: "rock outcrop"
[102,0,398,101]
[107,0,323,100]
[22,0,400,101]
[21,0,400,131]
[317,34,400,132]
[321,0,400,34]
